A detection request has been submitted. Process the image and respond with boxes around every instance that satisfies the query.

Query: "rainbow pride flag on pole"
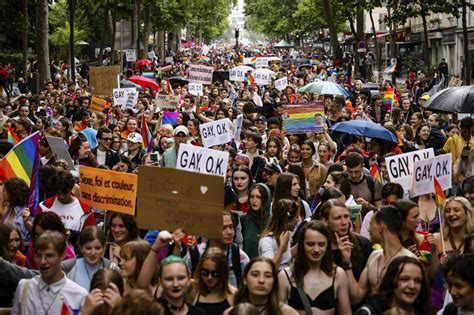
[369,162,383,186]
[383,63,396,74]
[250,57,257,68]
[141,114,153,153]
[383,86,398,110]
[7,128,21,145]
[0,132,40,212]
[434,177,446,210]
[167,81,174,96]
[246,72,255,88]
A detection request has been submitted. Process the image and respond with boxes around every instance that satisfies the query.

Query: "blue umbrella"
[330,120,398,143]
[298,81,352,97]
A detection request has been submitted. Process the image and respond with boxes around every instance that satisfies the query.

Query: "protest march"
[0,12,474,315]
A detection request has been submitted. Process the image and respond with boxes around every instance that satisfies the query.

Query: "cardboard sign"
[113,88,136,107]
[412,153,452,196]
[125,49,137,62]
[122,90,139,112]
[89,66,121,96]
[233,114,243,140]
[256,57,269,68]
[156,94,181,109]
[229,67,247,82]
[177,144,229,177]
[274,77,288,91]
[136,167,223,239]
[385,148,435,190]
[254,71,271,85]
[188,65,214,85]
[45,136,75,170]
[188,83,203,96]
[79,166,138,215]
[448,77,463,87]
[199,118,233,147]
[89,96,109,113]
[147,51,156,59]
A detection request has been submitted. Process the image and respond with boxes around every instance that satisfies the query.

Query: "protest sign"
[412,153,452,196]
[229,67,247,82]
[89,66,120,96]
[79,166,137,215]
[234,114,243,140]
[188,83,203,96]
[165,56,174,64]
[256,57,269,68]
[156,94,181,109]
[281,102,325,134]
[45,136,75,170]
[254,71,271,85]
[122,90,139,112]
[188,65,214,85]
[125,49,137,62]
[448,76,463,87]
[147,51,156,59]
[274,77,288,91]
[177,144,229,178]
[243,57,253,65]
[113,88,136,107]
[202,45,210,56]
[137,167,223,239]
[199,118,232,147]
[89,96,109,113]
[385,148,435,190]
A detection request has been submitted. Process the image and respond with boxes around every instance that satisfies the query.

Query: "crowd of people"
[0,45,473,315]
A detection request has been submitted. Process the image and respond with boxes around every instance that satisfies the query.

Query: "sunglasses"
[200,269,220,278]
[102,138,113,142]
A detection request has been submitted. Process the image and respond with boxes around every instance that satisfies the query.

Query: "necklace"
[448,233,464,256]
[376,246,403,285]
[37,279,67,314]
[167,301,185,312]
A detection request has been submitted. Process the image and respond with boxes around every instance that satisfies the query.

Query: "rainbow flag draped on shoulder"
[0,132,40,212]
[141,114,153,153]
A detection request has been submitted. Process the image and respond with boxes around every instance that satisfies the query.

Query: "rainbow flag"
[383,63,396,74]
[383,86,397,110]
[167,81,174,96]
[281,102,325,134]
[369,162,383,185]
[307,69,316,82]
[183,57,191,66]
[246,72,255,88]
[198,56,210,64]
[434,177,446,210]
[0,132,40,212]
[7,128,21,145]
[141,114,153,153]
[250,57,257,68]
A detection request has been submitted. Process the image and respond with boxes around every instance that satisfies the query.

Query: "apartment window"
[379,13,387,32]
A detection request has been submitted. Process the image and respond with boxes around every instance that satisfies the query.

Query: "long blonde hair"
[442,196,473,239]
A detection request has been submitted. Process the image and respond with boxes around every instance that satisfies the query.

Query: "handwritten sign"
[79,166,137,215]
[188,83,203,96]
[89,96,109,113]
[147,51,156,59]
[113,88,136,107]
[136,167,223,239]
[412,153,452,196]
[177,144,229,177]
[229,68,247,82]
[274,77,288,91]
[122,90,139,112]
[45,136,75,170]
[89,66,120,96]
[385,148,435,190]
[125,49,137,62]
[188,65,214,85]
[256,57,269,68]
[234,114,243,140]
[156,95,181,109]
[448,77,463,87]
[254,71,271,86]
[199,118,232,147]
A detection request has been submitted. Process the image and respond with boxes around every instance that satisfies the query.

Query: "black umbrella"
[423,86,474,113]
[168,76,189,86]
[120,79,144,92]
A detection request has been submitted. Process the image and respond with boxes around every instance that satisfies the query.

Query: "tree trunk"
[421,6,431,71]
[387,5,397,86]
[111,0,117,65]
[69,0,75,81]
[322,0,342,59]
[97,1,110,64]
[142,0,151,58]
[134,0,140,54]
[462,0,471,85]
[22,0,28,80]
[158,30,165,62]
[36,0,51,84]
[356,2,365,79]
[369,7,381,72]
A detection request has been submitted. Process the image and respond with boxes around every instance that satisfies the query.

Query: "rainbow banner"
[141,114,153,152]
[167,81,174,96]
[7,128,21,145]
[281,102,325,134]
[383,86,397,110]
[0,132,40,212]
[383,63,396,74]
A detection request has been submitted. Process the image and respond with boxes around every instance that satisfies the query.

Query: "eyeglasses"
[200,269,220,278]
[102,138,113,142]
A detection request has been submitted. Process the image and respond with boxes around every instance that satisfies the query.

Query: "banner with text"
[125,49,137,62]
[89,96,109,113]
[256,57,269,68]
[188,83,204,96]
[229,68,248,82]
[385,148,435,190]
[156,94,181,109]
[412,153,452,196]
[177,144,229,178]
[79,166,137,215]
[113,88,136,107]
[254,71,271,85]
[199,118,233,147]
[274,77,288,91]
[137,167,223,239]
[188,65,214,85]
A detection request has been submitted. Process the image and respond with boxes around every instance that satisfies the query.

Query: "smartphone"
[150,153,159,162]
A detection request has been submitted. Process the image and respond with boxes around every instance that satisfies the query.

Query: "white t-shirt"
[96,149,107,166]
[259,234,292,271]
[42,198,85,231]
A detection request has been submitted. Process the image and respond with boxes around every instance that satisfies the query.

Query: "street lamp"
[235,27,239,50]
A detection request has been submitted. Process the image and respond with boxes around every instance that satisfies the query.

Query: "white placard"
[385,148,435,190]
[113,88,136,107]
[202,45,210,56]
[165,56,174,64]
[229,68,247,82]
[412,154,452,196]
[125,49,137,62]
[256,57,269,68]
[147,51,156,59]
[274,77,288,91]
[199,118,233,148]
[188,83,203,96]
[177,144,229,178]
[234,114,243,140]
[45,136,75,170]
[254,71,271,85]
[243,57,253,65]
[122,90,139,112]
[188,65,214,85]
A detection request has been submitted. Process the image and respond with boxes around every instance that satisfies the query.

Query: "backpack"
[189,242,242,286]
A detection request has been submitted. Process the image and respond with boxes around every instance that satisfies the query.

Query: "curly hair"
[31,211,66,240]
[4,177,29,207]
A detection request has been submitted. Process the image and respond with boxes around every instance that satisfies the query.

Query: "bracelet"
[340,261,353,270]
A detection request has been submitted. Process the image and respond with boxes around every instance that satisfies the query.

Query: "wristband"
[340,261,352,270]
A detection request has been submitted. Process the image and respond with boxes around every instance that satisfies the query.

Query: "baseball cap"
[174,125,189,136]
[257,115,267,123]
[127,132,143,144]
